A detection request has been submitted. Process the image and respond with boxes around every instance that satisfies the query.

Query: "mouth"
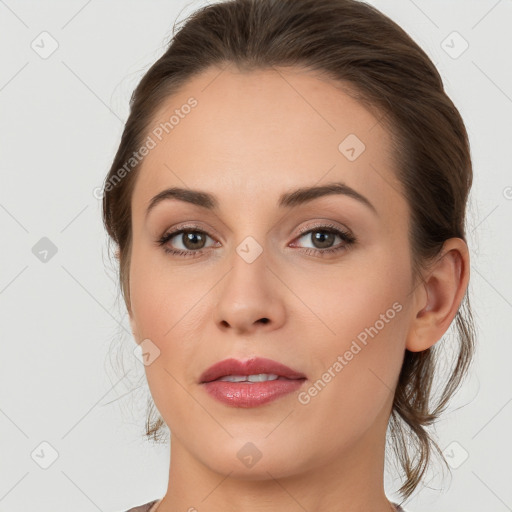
[198,357,307,408]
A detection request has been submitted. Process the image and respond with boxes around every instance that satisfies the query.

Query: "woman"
[102,0,475,510]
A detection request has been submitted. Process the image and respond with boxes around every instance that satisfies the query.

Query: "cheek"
[129,240,207,340]
[129,246,209,433]
[289,248,409,411]
[290,286,407,459]
[291,248,410,348]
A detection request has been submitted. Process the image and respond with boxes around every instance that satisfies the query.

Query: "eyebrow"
[145,181,377,218]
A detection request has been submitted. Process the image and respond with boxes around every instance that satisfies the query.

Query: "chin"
[197,439,305,480]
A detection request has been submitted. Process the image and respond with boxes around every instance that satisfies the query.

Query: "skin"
[126,65,470,512]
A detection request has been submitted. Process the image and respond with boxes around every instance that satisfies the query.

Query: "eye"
[156,224,219,257]
[291,223,357,256]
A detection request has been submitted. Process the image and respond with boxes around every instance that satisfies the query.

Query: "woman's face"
[128,65,418,479]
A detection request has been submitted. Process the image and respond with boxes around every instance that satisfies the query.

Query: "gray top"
[123,499,407,511]
[124,499,161,512]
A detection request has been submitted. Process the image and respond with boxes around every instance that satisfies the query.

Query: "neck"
[157,401,396,512]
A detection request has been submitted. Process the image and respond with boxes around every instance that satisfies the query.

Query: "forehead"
[132,65,405,222]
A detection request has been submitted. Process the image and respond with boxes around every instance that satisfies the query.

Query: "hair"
[102,0,476,503]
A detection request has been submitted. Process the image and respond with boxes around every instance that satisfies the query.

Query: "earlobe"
[406,238,470,353]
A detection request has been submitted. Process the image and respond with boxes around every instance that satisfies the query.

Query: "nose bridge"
[214,230,285,332]
[224,199,288,291]
[224,232,270,301]
[222,197,274,274]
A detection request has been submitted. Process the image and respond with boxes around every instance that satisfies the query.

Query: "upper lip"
[199,357,307,383]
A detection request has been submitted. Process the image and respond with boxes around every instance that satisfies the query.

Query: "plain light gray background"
[1,0,511,511]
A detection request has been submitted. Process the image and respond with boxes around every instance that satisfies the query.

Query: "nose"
[213,244,286,335]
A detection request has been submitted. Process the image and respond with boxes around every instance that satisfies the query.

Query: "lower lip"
[202,378,306,407]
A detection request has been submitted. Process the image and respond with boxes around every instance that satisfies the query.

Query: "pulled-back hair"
[102,0,475,501]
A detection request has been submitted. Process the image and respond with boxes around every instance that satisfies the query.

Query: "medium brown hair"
[102,0,476,501]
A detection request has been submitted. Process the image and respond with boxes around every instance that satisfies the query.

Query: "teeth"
[217,373,280,383]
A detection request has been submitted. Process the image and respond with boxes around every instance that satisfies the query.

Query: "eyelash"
[156,222,357,258]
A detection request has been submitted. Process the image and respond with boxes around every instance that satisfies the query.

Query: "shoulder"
[122,498,162,512]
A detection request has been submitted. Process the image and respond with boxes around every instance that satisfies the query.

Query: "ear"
[406,238,470,352]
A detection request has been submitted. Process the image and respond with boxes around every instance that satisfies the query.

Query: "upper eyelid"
[296,222,347,234]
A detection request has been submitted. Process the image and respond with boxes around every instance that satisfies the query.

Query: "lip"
[199,357,306,383]
[199,357,307,408]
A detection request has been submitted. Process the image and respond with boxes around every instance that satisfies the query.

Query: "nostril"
[259,318,270,324]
